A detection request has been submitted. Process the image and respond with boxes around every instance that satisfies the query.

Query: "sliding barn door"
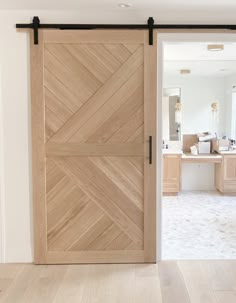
[30,29,157,264]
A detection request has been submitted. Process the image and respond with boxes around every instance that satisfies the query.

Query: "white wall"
[163,75,226,136]
[163,75,226,190]
[0,11,32,262]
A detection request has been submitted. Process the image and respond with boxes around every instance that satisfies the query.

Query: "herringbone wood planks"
[46,157,144,252]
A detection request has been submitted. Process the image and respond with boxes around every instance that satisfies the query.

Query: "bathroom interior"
[162,41,236,259]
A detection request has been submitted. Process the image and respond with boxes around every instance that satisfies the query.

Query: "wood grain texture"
[223,156,236,180]
[43,30,146,43]
[143,31,157,262]
[159,261,191,303]
[52,157,144,246]
[30,29,157,264]
[215,155,236,194]
[178,261,217,303]
[0,261,235,302]
[46,143,144,156]
[30,31,47,264]
[163,155,181,194]
[182,153,222,164]
[47,46,144,143]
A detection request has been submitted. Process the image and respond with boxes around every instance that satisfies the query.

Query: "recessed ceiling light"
[118,3,132,8]
[180,69,191,75]
[207,44,224,51]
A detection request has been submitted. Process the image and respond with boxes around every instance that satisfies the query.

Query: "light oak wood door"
[30,30,157,264]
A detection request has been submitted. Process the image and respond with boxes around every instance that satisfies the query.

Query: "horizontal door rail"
[16,16,236,45]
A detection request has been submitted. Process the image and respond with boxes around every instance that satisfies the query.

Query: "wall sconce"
[210,101,219,133]
[175,102,182,112]
[175,101,182,124]
[211,102,218,112]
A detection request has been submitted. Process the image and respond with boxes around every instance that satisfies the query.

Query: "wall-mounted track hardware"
[16,16,236,45]
[147,17,154,45]
[32,16,40,45]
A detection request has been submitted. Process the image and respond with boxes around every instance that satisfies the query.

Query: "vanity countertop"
[181,153,222,163]
[182,152,222,158]
[162,149,183,155]
[217,150,236,155]
[162,149,236,157]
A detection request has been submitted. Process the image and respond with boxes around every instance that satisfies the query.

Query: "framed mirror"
[163,87,182,141]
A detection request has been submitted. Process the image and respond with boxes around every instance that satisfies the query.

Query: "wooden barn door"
[30,30,157,264]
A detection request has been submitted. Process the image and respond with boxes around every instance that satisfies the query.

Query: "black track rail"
[16,16,236,45]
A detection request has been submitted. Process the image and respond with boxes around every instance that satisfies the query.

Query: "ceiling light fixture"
[118,3,132,8]
[207,44,224,51]
[180,69,191,75]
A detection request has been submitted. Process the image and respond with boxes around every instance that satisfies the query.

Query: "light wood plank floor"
[0,261,236,303]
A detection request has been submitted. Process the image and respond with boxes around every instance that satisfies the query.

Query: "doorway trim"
[0,66,6,263]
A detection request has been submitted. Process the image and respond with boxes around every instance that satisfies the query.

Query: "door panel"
[47,157,144,251]
[30,30,157,264]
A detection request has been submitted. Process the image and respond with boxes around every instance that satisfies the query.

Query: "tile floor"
[162,191,236,259]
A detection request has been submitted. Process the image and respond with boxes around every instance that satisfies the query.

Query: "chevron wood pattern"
[30,30,156,264]
[46,157,143,252]
[44,42,145,255]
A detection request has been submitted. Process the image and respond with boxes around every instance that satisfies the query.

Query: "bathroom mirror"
[162,87,182,141]
[231,87,236,139]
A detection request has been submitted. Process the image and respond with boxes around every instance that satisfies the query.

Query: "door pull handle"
[149,136,152,164]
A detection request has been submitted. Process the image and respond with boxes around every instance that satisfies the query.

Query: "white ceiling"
[1,0,236,24]
[164,42,236,77]
[164,43,236,61]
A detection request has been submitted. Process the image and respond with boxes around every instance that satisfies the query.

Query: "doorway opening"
[159,33,236,260]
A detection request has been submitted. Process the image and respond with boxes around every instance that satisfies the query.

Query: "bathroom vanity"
[163,150,236,195]
[162,86,236,195]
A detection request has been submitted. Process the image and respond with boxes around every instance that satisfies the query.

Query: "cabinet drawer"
[224,156,236,180]
[163,181,179,193]
[163,155,181,181]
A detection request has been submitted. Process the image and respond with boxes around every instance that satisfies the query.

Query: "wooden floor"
[0,261,236,303]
